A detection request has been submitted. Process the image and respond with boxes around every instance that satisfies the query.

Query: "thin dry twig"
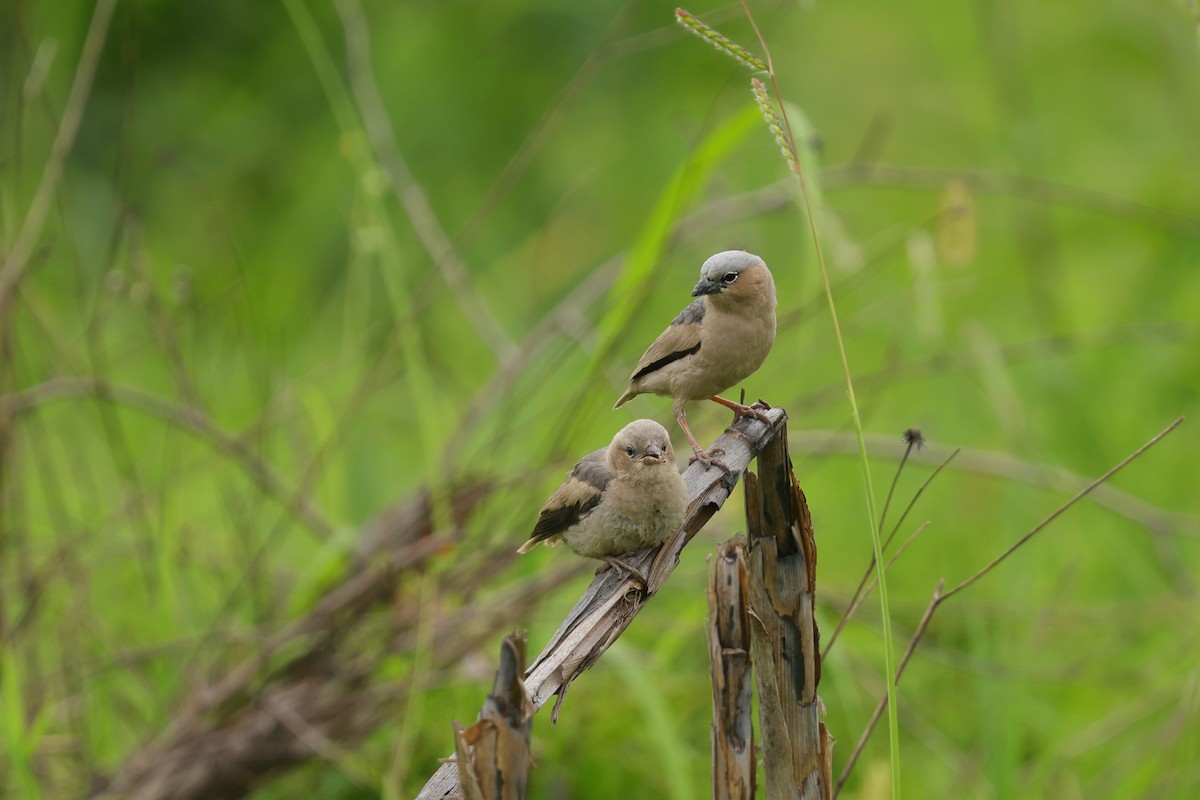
[942,419,1184,599]
[93,480,578,800]
[791,429,1200,541]
[877,428,925,533]
[833,581,943,799]
[823,447,959,658]
[0,377,336,539]
[833,416,1185,796]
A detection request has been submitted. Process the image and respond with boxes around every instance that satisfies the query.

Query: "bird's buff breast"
[560,472,686,558]
[674,306,775,400]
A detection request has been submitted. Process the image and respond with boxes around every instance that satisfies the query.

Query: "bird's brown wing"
[628,299,705,381]
[519,449,612,552]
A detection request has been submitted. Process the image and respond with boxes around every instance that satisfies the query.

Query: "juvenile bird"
[518,419,688,575]
[614,250,777,464]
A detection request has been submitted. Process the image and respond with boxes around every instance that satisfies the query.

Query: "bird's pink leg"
[709,394,771,422]
[674,400,724,467]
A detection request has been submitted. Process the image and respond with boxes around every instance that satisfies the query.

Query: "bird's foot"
[710,394,772,423]
[728,400,771,423]
[599,556,648,588]
[688,446,730,472]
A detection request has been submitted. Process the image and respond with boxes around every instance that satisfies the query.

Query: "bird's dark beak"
[640,443,664,464]
[692,277,723,297]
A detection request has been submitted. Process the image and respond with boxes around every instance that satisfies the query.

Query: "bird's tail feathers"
[517,535,560,554]
[613,387,637,409]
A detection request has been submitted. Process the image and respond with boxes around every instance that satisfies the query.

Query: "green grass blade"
[1,649,45,800]
[595,103,762,356]
[751,75,903,797]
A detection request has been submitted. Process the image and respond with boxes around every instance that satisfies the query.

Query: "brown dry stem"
[708,535,755,800]
[745,428,831,800]
[453,634,534,800]
[91,483,577,800]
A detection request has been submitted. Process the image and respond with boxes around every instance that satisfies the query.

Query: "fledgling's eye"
[626,446,636,457]
[723,272,738,283]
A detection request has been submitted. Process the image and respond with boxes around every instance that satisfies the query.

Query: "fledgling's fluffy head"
[607,419,676,475]
[691,250,776,310]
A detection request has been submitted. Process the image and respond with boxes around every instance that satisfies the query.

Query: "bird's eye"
[723,271,738,283]
[626,446,636,457]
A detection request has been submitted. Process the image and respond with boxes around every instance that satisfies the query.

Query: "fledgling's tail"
[517,535,559,554]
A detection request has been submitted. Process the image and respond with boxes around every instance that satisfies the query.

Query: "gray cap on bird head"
[692,251,765,297]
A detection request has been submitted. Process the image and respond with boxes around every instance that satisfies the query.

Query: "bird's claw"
[600,556,649,588]
[689,447,730,472]
[726,401,771,424]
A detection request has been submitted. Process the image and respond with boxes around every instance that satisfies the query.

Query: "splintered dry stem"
[708,537,756,800]
[744,433,832,799]
[452,634,533,800]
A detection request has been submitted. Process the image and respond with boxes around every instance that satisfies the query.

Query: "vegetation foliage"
[2,0,1199,798]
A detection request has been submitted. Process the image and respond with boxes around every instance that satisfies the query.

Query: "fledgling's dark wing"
[518,449,612,553]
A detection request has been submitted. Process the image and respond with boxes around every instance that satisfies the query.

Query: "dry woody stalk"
[744,431,833,799]
[708,536,756,800]
[453,634,534,800]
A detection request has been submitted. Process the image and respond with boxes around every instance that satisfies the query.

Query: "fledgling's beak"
[639,442,664,464]
[691,277,723,297]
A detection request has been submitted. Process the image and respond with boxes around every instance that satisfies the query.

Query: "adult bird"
[614,250,777,464]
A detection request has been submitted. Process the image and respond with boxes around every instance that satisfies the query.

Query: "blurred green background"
[3,0,1199,798]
